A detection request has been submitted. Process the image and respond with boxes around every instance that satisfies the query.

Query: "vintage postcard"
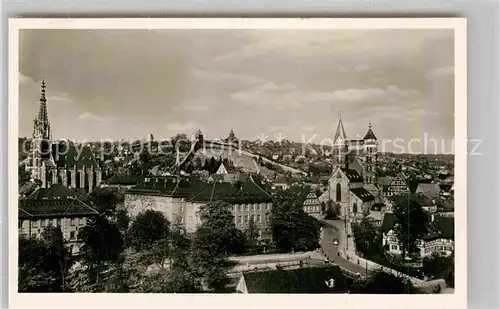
[8,18,467,309]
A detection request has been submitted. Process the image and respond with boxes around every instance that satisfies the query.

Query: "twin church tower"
[331,115,379,184]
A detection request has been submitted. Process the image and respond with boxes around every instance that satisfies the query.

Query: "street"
[320,219,370,276]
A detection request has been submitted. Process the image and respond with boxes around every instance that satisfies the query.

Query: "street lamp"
[365,240,370,276]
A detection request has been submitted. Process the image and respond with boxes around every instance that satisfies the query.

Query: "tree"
[41,226,73,292]
[393,194,430,260]
[127,209,170,251]
[352,217,378,256]
[18,226,74,292]
[90,188,124,220]
[270,191,321,252]
[324,201,340,219]
[352,269,414,294]
[191,201,241,292]
[245,217,259,253]
[423,252,454,280]
[78,216,124,287]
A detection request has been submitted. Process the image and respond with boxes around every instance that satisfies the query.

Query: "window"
[257,214,261,223]
[56,219,61,226]
[70,218,76,226]
[352,203,358,213]
[41,220,46,227]
[245,215,249,223]
[18,221,23,229]
[70,231,76,240]
[336,184,341,202]
[32,220,38,228]
[240,205,244,211]
[46,219,51,226]
[250,215,255,222]
[179,205,184,212]
[245,204,249,211]
[80,218,86,226]
[391,245,398,250]
[233,205,237,212]
[236,216,241,224]
[239,216,244,224]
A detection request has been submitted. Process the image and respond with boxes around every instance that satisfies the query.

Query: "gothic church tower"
[30,79,53,181]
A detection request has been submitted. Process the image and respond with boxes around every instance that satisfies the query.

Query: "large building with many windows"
[124,176,274,239]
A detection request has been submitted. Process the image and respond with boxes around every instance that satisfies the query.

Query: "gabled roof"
[189,180,272,204]
[126,176,191,197]
[350,187,375,202]
[51,141,100,169]
[101,175,146,186]
[381,212,399,233]
[415,183,441,198]
[341,168,363,182]
[19,197,99,219]
[27,183,78,200]
[239,265,348,293]
[377,176,394,187]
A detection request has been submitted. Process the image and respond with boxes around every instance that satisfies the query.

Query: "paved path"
[320,220,370,276]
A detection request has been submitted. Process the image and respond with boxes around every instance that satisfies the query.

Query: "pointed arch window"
[353,203,358,213]
[336,183,341,202]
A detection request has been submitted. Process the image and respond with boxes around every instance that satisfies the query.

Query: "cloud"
[46,93,73,103]
[19,72,37,85]
[165,121,204,135]
[78,112,117,122]
[191,69,265,86]
[354,63,371,72]
[425,66,454,81]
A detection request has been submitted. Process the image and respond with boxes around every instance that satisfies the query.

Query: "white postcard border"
[8,17,467,309]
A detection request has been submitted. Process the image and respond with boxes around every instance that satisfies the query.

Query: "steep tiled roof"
[51,141,99,169]
[377,176,394,187]
[126,176,191,197]
[240,265,348,293]
[349,187,375,202]
[341,168,363,182]
[189,180,272,204]
[27,183,78,200]
[126,176,272,204]
[381,212,399,233]
[101,175,146,186]
[19,197,99,219]
[415,183,441,199]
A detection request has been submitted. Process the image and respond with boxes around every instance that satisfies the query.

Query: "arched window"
[84,172,89,192]
[92,171,97,189]
[47,171,53,187]
[353,203,358,213]
[67,171,71,187]
[336,183,341,202]
[75,171,81,188]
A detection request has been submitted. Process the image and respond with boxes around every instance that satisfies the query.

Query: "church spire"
[37,78,49,123]
[333,115,347,143]
[33,78,51,141]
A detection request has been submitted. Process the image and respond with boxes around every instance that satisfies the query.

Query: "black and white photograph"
[9,18,467,308]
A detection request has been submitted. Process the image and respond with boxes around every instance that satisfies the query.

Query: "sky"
[19,29,455,153]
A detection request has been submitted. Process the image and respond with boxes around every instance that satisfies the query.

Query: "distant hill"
[190,141,307,177]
